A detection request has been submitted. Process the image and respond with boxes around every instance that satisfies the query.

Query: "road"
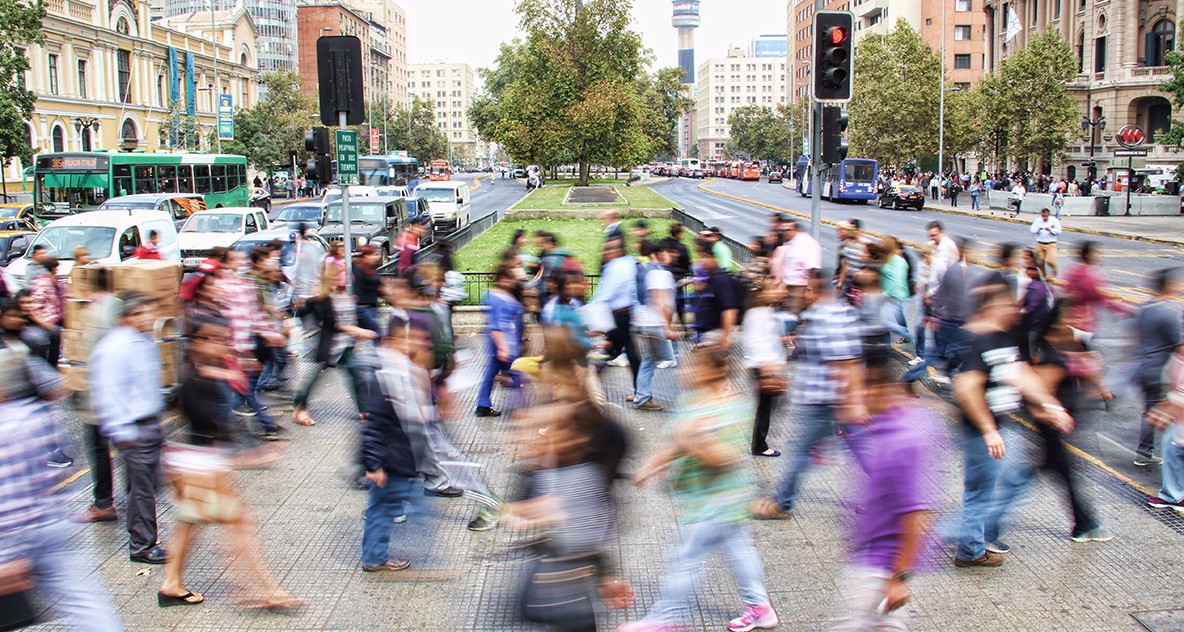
[654,175,1184,501]
[457,172,528,221]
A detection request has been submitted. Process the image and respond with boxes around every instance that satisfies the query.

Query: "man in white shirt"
[769,219,822,313]
[925,220,959,299]
[1029,208,1062,278]
[1010,180,1027,216]
[929,175,940,200]
[631,242,677,411]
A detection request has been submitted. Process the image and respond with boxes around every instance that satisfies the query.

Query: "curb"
[920,203,1184,247]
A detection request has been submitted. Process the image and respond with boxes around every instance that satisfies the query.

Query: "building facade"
[158,0,298,79]
[295,2,370,100]
[407,62,478,166]
[749,34,790,57]
[694,48,790,159]
[345,0,409,107]
[986,0,1179,177]
[9,0,259,183]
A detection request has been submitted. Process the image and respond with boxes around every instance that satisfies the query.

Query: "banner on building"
[218,94,234,141]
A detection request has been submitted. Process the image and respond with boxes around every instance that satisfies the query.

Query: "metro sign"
[1117,125,1146,148]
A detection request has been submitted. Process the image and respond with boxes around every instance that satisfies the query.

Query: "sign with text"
[336,129,360,185]
[1114,148,1149,157]
[217,94,234,140]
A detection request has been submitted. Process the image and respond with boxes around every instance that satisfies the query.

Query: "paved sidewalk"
[31,335,1184,631]
[921,197,1184,246]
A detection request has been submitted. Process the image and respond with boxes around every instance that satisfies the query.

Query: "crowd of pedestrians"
[2,194,1183,631]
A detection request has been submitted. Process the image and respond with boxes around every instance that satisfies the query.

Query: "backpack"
[635,258,655,306]
[901,250,917,298]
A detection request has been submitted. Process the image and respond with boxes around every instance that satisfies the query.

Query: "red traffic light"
[828,26,848,45]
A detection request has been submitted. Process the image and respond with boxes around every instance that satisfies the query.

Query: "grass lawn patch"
[511,184,674,211]
[455,216,679,275]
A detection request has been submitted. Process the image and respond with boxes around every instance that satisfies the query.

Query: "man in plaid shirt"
[754,270,869,520]
[217,249,286,436]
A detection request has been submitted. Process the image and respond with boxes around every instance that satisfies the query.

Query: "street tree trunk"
[578,156,590,187]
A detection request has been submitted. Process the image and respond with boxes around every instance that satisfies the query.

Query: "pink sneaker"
[617,620,676,632]
[727,603,779,632]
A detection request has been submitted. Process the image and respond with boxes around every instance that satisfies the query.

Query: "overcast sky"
[404,0,788,78]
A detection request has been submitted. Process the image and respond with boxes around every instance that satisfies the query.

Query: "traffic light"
[821,106,849,164]
[304,127,332,183]
[813,11,854,102]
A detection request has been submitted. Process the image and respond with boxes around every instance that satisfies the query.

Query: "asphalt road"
[457,172,528,221]
[654,175,1184,500]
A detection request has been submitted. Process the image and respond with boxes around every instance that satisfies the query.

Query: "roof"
[44,210,174,229]
[157,7,258,37]
[104,193,196,203]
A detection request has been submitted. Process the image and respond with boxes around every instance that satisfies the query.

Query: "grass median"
[510,184,675,211]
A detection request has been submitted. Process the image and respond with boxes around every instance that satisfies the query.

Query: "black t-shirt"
[958,329,1024,429]
[698,270,741,333]
[353,264,382,307]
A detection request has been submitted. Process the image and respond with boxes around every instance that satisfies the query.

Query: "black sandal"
[158,591,204,607]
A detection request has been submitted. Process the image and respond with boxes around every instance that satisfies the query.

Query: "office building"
[694,48,790,159]
[158,0,298,82]
[407,62,478,165]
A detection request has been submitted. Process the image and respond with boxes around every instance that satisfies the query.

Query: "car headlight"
[355,236,367,248]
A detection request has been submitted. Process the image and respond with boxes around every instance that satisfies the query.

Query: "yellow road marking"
[51,414,181,494]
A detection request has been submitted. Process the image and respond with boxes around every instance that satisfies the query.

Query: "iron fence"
[671,206,753,264]
[452,272,601,307]
[377,210,500,276]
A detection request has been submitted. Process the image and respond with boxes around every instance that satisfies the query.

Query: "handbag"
[518,554,600,628]
[162,445,241,525]
[758,373,789,397]
[0,591,38,631]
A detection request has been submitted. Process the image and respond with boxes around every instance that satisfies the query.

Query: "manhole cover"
[1132,610,1184,631]
[565,187,622,204]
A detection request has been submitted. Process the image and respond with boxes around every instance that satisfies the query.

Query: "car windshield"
[415,188,456,203]
[898,186,921,193]
[0,207,25,218]
[101,199,157,210]
[324,203,384,223]
[277,205,322,222]
[183,213,243,233]
[32,226,116,260]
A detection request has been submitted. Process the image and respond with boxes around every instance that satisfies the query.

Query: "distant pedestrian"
[969,179,981,210]
[475,263,524,417]
[1029,208,1061,279]
[132,230,163,260]
[1133,269,1183,468]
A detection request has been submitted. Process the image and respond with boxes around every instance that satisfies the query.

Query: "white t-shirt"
[632,267,675,328]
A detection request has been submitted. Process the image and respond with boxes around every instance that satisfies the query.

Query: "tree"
[158,99,203,150]
[638,66,693,161]
[727,105,795,164]
[468,40,527,147]
[1156,37,1184,179]
[222,70,316,178]
[0,0,46,170]
[979,31,1078,170]
[941,86,989,169]
[848,19,942,167]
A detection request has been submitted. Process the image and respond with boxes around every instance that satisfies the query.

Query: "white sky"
[403,0,788,78]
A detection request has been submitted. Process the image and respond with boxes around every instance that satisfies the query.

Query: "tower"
[672,1,700,159]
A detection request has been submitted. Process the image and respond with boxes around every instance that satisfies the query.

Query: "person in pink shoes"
[620,344,778,632]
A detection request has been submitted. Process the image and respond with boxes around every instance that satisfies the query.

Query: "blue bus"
[359,154,420,191]
[797,157,879,202]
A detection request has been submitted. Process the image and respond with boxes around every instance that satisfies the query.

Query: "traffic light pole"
[339,111,353,292]
[810,101,822,241]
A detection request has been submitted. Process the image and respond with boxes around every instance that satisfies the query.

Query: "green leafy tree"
[222,70,316,178]
[158,99,204,150]
[848,19,941,166]
[941,86,989,169]
[979,31,1078,170]
[727,105,796,164]
[1156,37,1184,179]
[638,66,694,161]
[0,0,46,171]
[468,40,527,147]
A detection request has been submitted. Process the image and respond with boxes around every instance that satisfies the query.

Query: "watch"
[892,570,912,583]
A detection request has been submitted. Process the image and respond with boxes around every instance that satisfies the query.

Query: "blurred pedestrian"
[132,230,163,260]
[692,238,741,349]
[769,218,821,314]
[27,256,64,368]
[1029,209,1061,279]
[590,237,640,390]
[631,241,676,411]
[353,245,383,336]
[743,279,788,457]
[89,292,168,564]
[1133,269,1183,467]
[622,344,778,632]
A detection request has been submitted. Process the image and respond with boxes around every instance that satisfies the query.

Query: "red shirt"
[132,244,163,260]
[395,231,419,274]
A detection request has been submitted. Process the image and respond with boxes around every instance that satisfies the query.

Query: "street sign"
[217,94,234,140]
[370,127,380,153]
[1114,148,1149,157]
[1117,125,1146,148]
[336,129,360,185]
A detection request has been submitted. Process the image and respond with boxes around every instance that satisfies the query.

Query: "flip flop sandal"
[293,410,316,426]
[158,591,204,607]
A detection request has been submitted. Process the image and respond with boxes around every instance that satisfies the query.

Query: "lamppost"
[73,117,100,151]
[1080,91,1106,183]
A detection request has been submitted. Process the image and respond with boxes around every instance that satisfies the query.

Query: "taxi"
[0,202,36,231]
[0,229,35,266]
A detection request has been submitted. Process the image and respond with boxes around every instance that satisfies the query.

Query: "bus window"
[212,165,227,193]
[158,165,177,194]
[114,164,132,197]
[195,165,211,194]
[134,165,157,194]
[235,164,246,189]
[843,161,876,182]
[178,166,194,193]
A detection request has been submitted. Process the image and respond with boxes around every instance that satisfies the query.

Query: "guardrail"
[671,206,753,264]
[377,210,500,275]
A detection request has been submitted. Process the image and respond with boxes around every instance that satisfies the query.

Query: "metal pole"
[1125,156,1133,216]
[210,0,222,153]
[937,0,945,174]
[339,111,353,291]
[809,0,825,241]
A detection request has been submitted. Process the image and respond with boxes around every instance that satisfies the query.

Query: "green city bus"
[33,152,249,227]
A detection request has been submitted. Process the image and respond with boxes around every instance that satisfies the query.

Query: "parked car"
[231,228,329,282]
[319,198,407,265]
[274,202,325,230]
[767,171,784,184]
[98,193,206,229]
[4,210,180,291]
[178,207,271,270]
[0,230,36,266]
[250,187,272,215]
[878,184,926,210]
[414,181,471,233]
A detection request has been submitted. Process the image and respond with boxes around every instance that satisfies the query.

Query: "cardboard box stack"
[61,261,184,392]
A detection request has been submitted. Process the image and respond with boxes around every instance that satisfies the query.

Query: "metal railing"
[671,206,753,265]
[451,272,601,307]
[377,210,500,276]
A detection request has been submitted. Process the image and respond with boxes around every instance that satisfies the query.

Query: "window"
[134,165,157,194]
[157,166,177,193]
[52,126,64,152]
[1094,36,1106,72]
[117,50,131,103]
[1079,0,1085,9]
[47,54,58,95]
[956,0,970,10]
[244,212,257,233]
[1147,19,1176,67]
[1076,32,1085,72]
[194,165,210,194]
[77,60,86,98]
[954,54,971,69]
[954,25,972,40]
[954,82,971,90]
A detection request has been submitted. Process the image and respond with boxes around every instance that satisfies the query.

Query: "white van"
[415,181,471,232]
[4,210,180,291]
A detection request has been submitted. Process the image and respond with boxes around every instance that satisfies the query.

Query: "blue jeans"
[970,193,980,210]
[633,326,673,406]
[477,349,519,409]
[880,298,914,345]
[774,404,870,511]
[1160,424,1184,504]
[645,519,769,625]
[5,520,122,631]
[955,424,1005,561]
[360,476,434,567]
[903,318,967,382]
[984,426,1034,545]
[234,370,277,430]
[357,304,381,337]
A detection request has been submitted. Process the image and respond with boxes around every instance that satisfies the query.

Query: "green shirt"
[667,390,753,524]
[881,254,910,301]
[712,241,734,271]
